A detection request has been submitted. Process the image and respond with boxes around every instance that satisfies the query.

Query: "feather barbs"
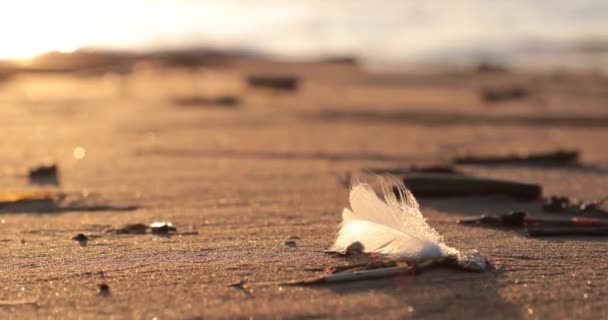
[331,177,458,262]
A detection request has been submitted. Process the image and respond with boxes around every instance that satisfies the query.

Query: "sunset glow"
[0,0,606,66]
[0,1,87,59]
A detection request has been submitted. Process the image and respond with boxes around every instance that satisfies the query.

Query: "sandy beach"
[1,56,608,319]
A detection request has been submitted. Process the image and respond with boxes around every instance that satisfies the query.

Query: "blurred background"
[1,0,608,69]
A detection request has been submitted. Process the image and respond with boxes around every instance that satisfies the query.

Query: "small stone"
[28,164,58,179]
[345,241,364,254]
[284,240,297,248]
[97,283,110,296]
[72,233,88,242]
[150,222,176,234]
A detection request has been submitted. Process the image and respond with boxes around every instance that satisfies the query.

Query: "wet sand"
[1,58,608,319]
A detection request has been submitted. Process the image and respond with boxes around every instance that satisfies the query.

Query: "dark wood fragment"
[247,75,298,90]
[481,86,528,103]
[454,150,579,166]
[401,173,541,199]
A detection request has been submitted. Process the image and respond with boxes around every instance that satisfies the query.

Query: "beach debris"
[150,221,177,234]
[284,240,297,248]
[400,173,541,199]
[329,177,489,272]
[368,164,461,175]
[481,86,528,103]
[320,56,358,65]
[459,211,608,237]
[72,233,88,243]
[542,195,608,215]
[228,280,246,288]
[173,95,239,108]
[108,222,177,235]
[453,150,579,166]
[227,280,253,295]
[325,260,398,274]
[97,283,110,296]
[109,223,148,234]
[287,262,416,285]
[287,253,488,286]
[247,74,299,91]
[0,190,59,212]
[458,211,527,227]
[28,163,58,179]
[0,190,139,214]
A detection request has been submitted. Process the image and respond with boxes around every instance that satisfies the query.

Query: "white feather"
[330,177,459,261]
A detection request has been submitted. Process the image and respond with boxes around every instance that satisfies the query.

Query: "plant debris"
[459,211,608,237]
[458,211,528,227]
[227,280,253,295]
[320,56,358,65]
[173,95,239,108]
[400,173,541,199]
[247,74,299,91]
[286,254,489,286]
[108,223,148,234]
[542,195,608,215]
[453,150,579,166]
[481,86,529,103]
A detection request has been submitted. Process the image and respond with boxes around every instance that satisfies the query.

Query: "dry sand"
[1,58,608,319]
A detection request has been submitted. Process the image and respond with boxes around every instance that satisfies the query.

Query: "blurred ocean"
[5,0,608,69]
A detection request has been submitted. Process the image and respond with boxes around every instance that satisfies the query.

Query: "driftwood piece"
[459,211,608,228]
[285,263,416,285]
[453,150,579,166]
[542,195,608,216]
[401,173,541,199]
[481,86,528,103]
[28,164,58,179]
[286,254,488,286]
[247,75,299,91]
[173,95,239,108]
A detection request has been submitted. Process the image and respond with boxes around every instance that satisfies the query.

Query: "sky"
[1,0,607,66]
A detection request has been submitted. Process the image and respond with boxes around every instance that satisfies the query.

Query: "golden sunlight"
[0,1,105,59]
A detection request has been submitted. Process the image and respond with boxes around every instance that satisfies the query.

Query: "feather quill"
[330,177,459,262]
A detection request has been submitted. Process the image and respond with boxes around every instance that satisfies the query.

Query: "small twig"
[227,280,253,295]
[283,264,416,286]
